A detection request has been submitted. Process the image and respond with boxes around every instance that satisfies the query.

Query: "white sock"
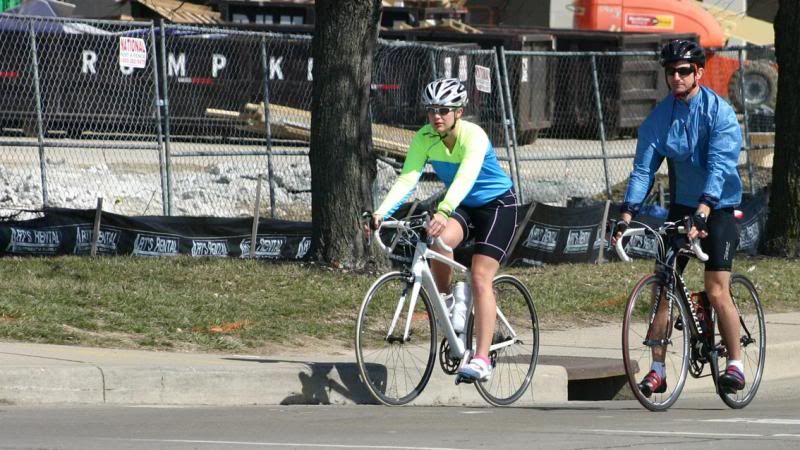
[727,359,743,372]
[651,361,666,378]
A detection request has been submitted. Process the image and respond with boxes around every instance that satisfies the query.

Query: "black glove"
[690,212,708,234]
[612,220,629,237]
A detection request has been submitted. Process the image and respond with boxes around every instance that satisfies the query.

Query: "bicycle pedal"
[454,374,474,385]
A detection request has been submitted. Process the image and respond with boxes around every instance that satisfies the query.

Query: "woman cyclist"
[369,78,519,382]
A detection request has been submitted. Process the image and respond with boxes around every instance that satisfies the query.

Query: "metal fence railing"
[0,15,165,216]
[0,14,777,221]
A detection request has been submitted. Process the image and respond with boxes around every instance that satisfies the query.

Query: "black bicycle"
[615,217,765,411]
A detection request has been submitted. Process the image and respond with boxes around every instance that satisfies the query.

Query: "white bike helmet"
[422,78,468,108]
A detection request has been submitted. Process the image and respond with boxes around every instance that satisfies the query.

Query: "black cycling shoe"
[639,370,667,398]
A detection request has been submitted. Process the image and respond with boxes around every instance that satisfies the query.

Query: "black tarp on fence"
[507,201,608,266]
[0,190,770,262]
[0,208,312,259]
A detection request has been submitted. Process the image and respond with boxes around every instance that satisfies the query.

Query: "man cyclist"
[611,40,746,395]
[369,77,519,383]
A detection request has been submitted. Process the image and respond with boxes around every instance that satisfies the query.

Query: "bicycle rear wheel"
[355,271,437,406]
[622,274,690,411]
[468,274,539,406]
[717,274,766,409]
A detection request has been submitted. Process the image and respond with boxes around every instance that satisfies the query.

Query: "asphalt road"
[1,378,797,450]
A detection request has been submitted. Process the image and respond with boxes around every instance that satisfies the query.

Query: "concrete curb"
[0,358,567,406]
[0,313,796,406]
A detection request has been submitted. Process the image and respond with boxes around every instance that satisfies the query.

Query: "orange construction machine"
[573,0,777,112]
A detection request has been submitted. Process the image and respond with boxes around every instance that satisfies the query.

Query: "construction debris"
[206,103,415,158]
[135,0,222,24]
[403,1,467,7]
[418,18,481,33]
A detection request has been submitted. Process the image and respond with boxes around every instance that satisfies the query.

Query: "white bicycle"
[355,212,539,406]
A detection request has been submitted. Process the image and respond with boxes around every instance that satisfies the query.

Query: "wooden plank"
[205,103,415,158]
[418,18,481,33]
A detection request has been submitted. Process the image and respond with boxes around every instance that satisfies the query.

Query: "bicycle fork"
[384,279,419,344]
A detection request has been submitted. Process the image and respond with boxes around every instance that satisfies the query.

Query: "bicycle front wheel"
[622,274,690,411]
[717,274,766,409]
[355,271,437,406]
[469,274,539,406]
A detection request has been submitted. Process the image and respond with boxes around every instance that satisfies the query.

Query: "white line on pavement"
[121,439,473,450]
[587,429,762,438]
[703,418,800,425]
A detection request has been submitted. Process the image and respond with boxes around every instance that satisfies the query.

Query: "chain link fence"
[0,14,778,220]
[504,47,777,207]
[0,15,165,217]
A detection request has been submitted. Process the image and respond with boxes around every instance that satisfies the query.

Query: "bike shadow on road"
[222,356,376,405]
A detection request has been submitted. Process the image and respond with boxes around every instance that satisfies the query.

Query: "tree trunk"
[763,1,800,256]
[310,0,381,267]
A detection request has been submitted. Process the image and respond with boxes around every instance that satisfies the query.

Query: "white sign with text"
[119,37,147,69]
[475,65,491,93]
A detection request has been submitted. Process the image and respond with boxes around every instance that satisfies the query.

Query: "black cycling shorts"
[669,204,739,272]
[452,189,519,263]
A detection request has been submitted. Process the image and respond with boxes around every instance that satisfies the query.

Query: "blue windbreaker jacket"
[623,85,743,214]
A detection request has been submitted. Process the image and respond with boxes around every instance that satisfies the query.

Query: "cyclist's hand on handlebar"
[609,219,629,246]
[686,212,708,240]
[370,214,382,231]
[361,211,382,241]
[426,212,448,238]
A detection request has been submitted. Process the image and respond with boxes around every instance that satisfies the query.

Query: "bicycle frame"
[653,248,709,352]
[377,217,521,361]
[406,238,470,358]
[619,221,720,377]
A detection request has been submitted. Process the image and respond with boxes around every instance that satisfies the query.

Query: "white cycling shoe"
[457,358,492,383]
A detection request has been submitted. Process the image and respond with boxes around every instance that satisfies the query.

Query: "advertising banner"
[507,202,608,266]
[0,208,313,260]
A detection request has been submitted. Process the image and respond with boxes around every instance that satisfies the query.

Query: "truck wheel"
[728,61,778,112]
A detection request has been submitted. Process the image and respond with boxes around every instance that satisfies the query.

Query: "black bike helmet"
[660,39,706,68]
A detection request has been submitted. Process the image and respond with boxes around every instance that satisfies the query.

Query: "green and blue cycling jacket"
[375,120,512,218]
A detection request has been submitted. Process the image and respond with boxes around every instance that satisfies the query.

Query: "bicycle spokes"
[623,274,689,412]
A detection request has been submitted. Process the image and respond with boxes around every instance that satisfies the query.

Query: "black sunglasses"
[426,106,454,115]
[665,66,695,77]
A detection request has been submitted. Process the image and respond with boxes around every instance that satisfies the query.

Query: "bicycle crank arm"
[642,338,671,346]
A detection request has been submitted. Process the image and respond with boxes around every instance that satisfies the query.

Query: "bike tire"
[717,274,766,409]
[467,274,539,406]
[622,274,690,411]
[355,271,437,406]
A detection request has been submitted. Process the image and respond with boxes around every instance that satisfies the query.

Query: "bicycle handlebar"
[372,219,406,255]
[435,237,453,253]
[372,216,451,255]
[614,223,709,263]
